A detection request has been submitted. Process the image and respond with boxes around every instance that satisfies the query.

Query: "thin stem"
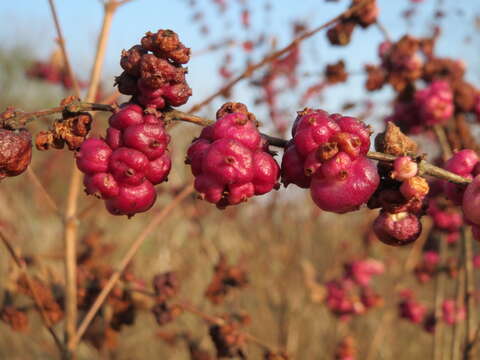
[433,124,453,161]
[463,227,477,360]
[451,269,465,360]
[367,152,471,185]
[61,2,124,354]
[188,0,373,113]
[47,0,81,97]
[433,234,448,360]
[69,185,194,349]
[0,230,64,355]
[26,167,61,217]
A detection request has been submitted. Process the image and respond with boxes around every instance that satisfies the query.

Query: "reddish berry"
[76,138,112,175]
[0,128,32,180]
[84,172,119,199]
[311,157,379,213]
[106,181,157,217]
[122,123,169,160]
[392,156,418,181]
[109,147,149,186]
[145,153,171,185]
[373,211,422,246]
[108,104,144,130]
[281,144,311,188]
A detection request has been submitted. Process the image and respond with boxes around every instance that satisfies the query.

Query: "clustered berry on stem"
[185,102,280,208]
[77,29,191,217]
[281,108,379,214]
[0,127,32,180]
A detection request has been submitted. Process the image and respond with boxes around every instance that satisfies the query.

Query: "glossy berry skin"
[108,103,144,130]
[146,153,171,185]
[83,172,119,199]
[76,138,112,175]
[443,150,479,205]
[310,157,379,213]
[109,147,149,186]
[462,175,480,225]
[105,181,157,217]
[186,103,280,207]
[281,144,311,189]
[373,211,422,246]
[122,123,169,160]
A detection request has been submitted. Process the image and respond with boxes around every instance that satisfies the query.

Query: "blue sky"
[0,0,479,129]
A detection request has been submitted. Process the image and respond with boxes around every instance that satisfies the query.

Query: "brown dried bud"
[1,306,29,332]
[152,272,180,302]
[317,142,339,161]
[205,254,248,305]
[151,302,183,326]
[325,60,348,85]
[452,80,476,112]
[375,122,418,156]
[365,64,386,91]
[264,351,290,360]
[120,45,147,76]
[209,317,246,358]
[115,71,139,95]
[216,102,256,123]
[0,128,32,180]
[351,0,378,28]
[327,20,356,46]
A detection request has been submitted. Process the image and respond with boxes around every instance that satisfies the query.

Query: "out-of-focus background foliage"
[0,0,480,359]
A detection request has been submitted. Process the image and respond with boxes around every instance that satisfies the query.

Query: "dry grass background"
[0,44,475,360]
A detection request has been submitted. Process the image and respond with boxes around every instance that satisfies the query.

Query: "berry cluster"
[186,102,280,208]
[77,104,171,217]
[281,108,379,214]
[324,258,384,321]
[369,153,429,246]
[116,29,192,109]
[327,0,378,46]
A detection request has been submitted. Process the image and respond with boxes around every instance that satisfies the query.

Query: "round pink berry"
[84,172,119,199]
[122,123,169,160]
[76,138,112,175]
[105,181,157,217]
[109,147,149,186]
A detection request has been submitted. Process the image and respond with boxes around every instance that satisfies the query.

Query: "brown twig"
[69,184,194,349]
[187,0,373,113]
[47,0,81,97]
[433,124,453,161]
[463,227,477,360]
[26,167,61,217]
[0,230,64,355]
[433,234,448,360]
[451,268,465,360]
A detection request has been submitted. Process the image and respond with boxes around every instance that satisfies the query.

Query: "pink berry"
[105,181,157,217]
[122,123,169,160]
[415,80,453,126]
[227,182,255,205]
[76,138,112,175]
[319,152,352,179]
[211,112,261,151]
[202,138,253,185]
[373,211,422,246]
[445,150,479,176]
[310,157,379,213]
[303,151,322,177]
[281,144,311,188]
[251,151,279,195]
[462,175,480,225]
[186,138,211,176]
[108,103,144,130]
[109,147,149,186]
[145,153,171,185]
[335,116,371,155]
[194,175,224,204]
[105,127,123,150]
[84,172,119,199]
[392,156,418,181]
